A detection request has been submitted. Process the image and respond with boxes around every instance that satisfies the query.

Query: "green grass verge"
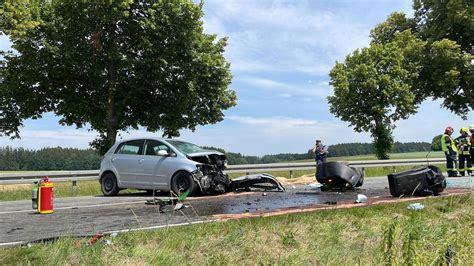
[0,194,472,264]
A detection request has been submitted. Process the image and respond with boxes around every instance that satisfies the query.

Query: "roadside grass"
[1,164,446,201]
[1,194,472,264]
[0,181,141,201]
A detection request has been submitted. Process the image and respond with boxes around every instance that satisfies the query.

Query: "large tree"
[0,0,236,154]
[328,31,424,159]
[329,0,472,159]
[371,1,473,117]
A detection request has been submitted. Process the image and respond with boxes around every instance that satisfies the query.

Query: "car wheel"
[171,171,197,196]
[101,172,119,196]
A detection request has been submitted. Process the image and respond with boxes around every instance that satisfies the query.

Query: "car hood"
[186,151,226,168]
[186,151,225,157]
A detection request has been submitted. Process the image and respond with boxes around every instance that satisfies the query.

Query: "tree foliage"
[329,0,473,159]
[431,134,442,151]
[328,31,424,159]
[371,0,473,117]
[0,0,236,154]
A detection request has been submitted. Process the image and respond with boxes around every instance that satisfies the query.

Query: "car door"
[136,139,177,189]
[110,140,144,186]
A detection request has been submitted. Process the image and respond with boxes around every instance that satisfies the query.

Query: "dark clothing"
[471,135,474,175]
[458,154,472,176]
[445,152,457,177]
[314,144,328,165]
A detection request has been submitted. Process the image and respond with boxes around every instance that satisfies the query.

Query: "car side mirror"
[157,150,169,156]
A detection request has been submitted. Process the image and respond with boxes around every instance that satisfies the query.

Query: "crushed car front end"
[187,152,231,194]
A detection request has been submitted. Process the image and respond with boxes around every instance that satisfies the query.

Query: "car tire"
[101,172,119,196]
[171,171,197,196]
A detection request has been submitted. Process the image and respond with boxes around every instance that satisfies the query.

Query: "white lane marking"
[0,199,156,215]
[105,219,222,234]
[0,241,26,247]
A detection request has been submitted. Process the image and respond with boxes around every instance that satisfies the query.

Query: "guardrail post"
[289,170,293,179]
[392,166,396,173]
[246,172,250,176]
[362,167,365,177]
[72,176,77,196]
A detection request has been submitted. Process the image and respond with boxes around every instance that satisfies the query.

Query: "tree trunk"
[105,21,118,149]
[373,117,393,160]
[106,59,117,148]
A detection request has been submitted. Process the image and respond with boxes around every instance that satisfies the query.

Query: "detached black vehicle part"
[315,162,364,190]
[387,165,446,197]
[230,174,286,192]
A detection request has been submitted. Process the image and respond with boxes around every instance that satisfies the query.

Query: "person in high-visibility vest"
[455,127,472,176]
[470,125,474,176]
[441,126,458,177]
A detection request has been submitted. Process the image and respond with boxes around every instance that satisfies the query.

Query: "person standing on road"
[455,127,472,176]
[441,126,458,177]
[312,139,328,165]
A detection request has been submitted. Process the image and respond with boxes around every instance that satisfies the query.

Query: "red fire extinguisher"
[38,176,54,214]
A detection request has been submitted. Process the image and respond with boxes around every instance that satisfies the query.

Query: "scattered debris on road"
[174,203,185,211]
[407,203,425,211]
[355,194,368,203]
[230,174,286,192]
[307,183,322,191]
[86,232,104,246]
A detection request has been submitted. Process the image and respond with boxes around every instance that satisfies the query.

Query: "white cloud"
[202,0,371,76]
[278,93,292,98]
[238,76,333,98]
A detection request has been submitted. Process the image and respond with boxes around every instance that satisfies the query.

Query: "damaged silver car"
[99,138,284,196]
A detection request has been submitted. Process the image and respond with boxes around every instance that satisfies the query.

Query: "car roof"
[115,137,183,144]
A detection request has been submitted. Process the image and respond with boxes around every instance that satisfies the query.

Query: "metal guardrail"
[0,158,445,185]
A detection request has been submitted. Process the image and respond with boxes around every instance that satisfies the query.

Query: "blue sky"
[0,0,472,155]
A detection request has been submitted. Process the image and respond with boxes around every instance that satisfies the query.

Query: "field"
[0,151,446,201]
[0,194,472,264]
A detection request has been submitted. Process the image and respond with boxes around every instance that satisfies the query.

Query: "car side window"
[144,140,171,156]
[115,140,144,155]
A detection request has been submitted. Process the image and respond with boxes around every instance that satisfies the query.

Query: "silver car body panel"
[100,138,217,191]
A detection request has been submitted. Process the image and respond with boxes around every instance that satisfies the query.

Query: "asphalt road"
[0,176,472,246]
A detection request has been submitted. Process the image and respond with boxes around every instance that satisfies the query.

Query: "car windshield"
[166,140,208,155]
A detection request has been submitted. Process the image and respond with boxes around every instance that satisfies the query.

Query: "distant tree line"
[205,141,432,165]
[0,142,432,170]
[0,147,100,171]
